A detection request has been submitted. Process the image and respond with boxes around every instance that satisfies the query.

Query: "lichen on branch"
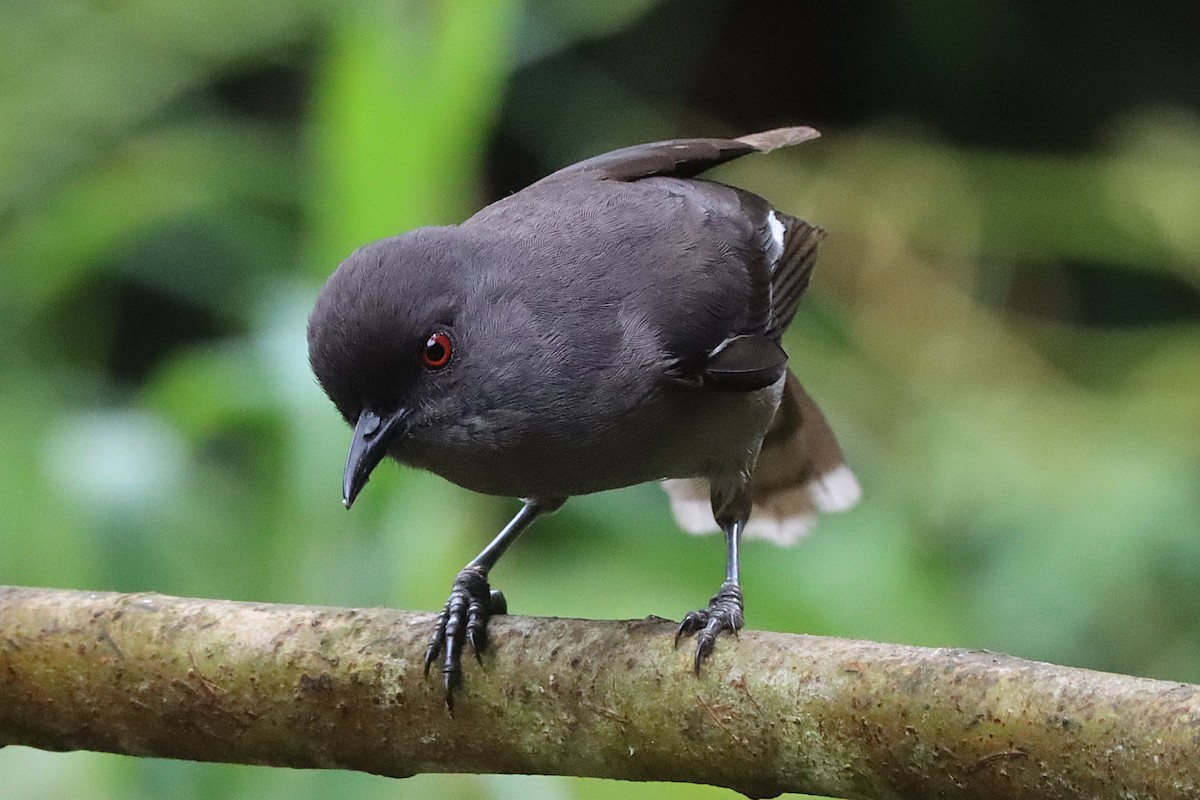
[1,586,1197,799]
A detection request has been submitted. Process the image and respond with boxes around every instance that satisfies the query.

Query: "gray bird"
[307,126,860,706]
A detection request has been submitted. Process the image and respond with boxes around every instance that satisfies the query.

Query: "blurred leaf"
[0,122,296,318]
[147,340,278,437]
[0,368,93,588]
[0,0,323,213]
[308,0,521,271]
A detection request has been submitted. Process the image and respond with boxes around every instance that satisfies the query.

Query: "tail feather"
[662,371,860,545]
[736,126,821,153]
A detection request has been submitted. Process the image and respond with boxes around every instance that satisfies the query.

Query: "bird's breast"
[399,378,783,499]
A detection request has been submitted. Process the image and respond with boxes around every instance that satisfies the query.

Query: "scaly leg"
[675,483,749,673]
[424,497,562,709]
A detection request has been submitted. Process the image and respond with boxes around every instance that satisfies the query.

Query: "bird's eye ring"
[420,331,453,369]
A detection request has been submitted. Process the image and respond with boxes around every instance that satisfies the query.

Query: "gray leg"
[424,497,563,709]
[675,482,750,673]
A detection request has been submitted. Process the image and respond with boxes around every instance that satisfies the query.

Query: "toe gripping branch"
[675,581,745,674]
[424,566,507,710]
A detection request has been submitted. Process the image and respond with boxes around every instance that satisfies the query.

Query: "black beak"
[342,408,408,509]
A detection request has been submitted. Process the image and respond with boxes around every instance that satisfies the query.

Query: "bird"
[307,126,861,707]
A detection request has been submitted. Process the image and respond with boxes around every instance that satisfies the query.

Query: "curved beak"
[342,408,408,509]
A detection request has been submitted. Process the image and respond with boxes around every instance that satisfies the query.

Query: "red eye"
[420,331,453,369]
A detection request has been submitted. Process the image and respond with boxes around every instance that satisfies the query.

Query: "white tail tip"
[808,464,862,513]
[661,464,861,547]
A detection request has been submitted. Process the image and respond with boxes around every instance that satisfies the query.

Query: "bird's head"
[307,227,475,508]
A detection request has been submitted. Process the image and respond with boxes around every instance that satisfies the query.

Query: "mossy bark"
[1,586,1197,799]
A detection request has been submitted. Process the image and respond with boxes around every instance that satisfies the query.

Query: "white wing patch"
[765,210,785,269]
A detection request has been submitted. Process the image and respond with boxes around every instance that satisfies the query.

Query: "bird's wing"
[701,334,789,391]
[539,126,820,184]
[496,127,825,394]
[653,181,824,392]
[549,127,824,392]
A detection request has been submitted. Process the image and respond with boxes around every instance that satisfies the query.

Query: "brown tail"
[662,371,860,544]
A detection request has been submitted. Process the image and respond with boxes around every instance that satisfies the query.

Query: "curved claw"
[423,567,505,710]
[424,609,449,677]
[674,610,707,648]
[675,582,745,674]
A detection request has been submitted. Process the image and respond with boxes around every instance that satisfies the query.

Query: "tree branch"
[1,586,1196,799]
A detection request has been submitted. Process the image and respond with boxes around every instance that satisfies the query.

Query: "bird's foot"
[424,566,507,710]
[675,582,744,674]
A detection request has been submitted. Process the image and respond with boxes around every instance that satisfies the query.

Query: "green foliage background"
[2,1,1198,798]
